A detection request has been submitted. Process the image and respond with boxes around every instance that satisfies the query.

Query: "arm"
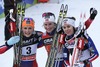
[85,8,97,29]
[0,43,12,54]
[37,31,43,48]
[0,36,20,54]
[87,36,99,62]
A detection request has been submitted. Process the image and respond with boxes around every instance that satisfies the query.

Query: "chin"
[47,31,52,33]
[25,34,31,37]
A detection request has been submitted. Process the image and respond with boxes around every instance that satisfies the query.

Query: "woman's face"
[43,22,56,33]
[22,26,34,37]
[62,23,74,36]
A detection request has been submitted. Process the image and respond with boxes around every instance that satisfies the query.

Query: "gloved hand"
[76,29,88,39]
[74,62,84,67]
[6,36,20,46]
[78,59,90,66]
[83,59,90,65]
[74,60,85,67]
[90,8,97,20]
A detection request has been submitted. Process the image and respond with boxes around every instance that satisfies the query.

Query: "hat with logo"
[22,17,35,28]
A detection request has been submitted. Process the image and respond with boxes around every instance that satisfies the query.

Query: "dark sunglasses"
[42,12,55,19]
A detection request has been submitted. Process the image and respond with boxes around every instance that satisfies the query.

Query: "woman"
[0,17,43,67]
[42,12,56,55]
[61,16,99,67]
[18,17,43,67]
[42,12,68,67]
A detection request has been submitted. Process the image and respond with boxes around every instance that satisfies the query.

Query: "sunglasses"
[42,12,55,19]
[23,18,34,24]
[24,18,33,21]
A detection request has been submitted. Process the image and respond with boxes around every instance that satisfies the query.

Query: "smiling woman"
[42,12,56,55]
[18,17,43,67]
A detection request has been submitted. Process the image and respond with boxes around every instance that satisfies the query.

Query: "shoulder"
[33,31,43,36]
[42,32,52,39]
[42,32,47,36]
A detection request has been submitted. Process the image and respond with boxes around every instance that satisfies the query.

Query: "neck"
[65,33,74,40]
[46,28,56,36]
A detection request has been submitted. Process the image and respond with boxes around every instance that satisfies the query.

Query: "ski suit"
[0,44,12,54]
[63,34,99,67]
[42,28,68,67]
[42,28,56,55]
[0,31,42,67]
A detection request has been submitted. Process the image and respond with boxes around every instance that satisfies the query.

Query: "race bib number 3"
[22,44,38,56]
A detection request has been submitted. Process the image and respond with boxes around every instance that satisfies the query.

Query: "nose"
[45,25,50,29]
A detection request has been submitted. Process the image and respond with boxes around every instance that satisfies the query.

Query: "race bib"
[21,43,38,56]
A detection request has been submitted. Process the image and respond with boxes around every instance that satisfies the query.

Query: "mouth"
[24,32,31,35]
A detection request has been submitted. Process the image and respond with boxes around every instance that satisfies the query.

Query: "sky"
[0,0,100,67]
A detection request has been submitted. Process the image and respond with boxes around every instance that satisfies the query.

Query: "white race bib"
[21,43,38,56]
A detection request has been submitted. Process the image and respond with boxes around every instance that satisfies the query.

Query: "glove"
[90,8,97,20]
[73,60,85,67]
[83,59,90,65]
[6,36,20,46]
[76,29,89,39]
[74,62,84,67]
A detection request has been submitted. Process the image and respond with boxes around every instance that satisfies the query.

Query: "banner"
[0,0,4,15]
[23,0,34,4]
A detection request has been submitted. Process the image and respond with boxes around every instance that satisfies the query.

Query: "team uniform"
[42,12,67,67]
[61,17,99,67]
[42,28,55,55]
[19,31,42,67]
[42,28,69,67]
[0,31,42,67]
[63,33,99,67]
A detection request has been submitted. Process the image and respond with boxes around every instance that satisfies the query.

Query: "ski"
[17,2,26,67]
[12,1,26,67]
[45,4,68,67]
[70,38,84,67]
[70,13,86,67]
[8,0,18,66]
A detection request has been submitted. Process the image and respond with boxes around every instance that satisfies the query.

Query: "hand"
[83,59,90,65]
[7,36,20,46]
[90,8,97,20]
[74,62,84,67]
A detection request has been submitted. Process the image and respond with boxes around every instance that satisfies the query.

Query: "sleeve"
[37,31,43,48]
[0,42,12,54]
[87,36,99,62]
[85,18,93,29]
[37,37,43,48]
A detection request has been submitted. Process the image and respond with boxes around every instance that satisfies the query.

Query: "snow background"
[0,0,100,67]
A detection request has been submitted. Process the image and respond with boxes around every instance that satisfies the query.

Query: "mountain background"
[0,0,100,67]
